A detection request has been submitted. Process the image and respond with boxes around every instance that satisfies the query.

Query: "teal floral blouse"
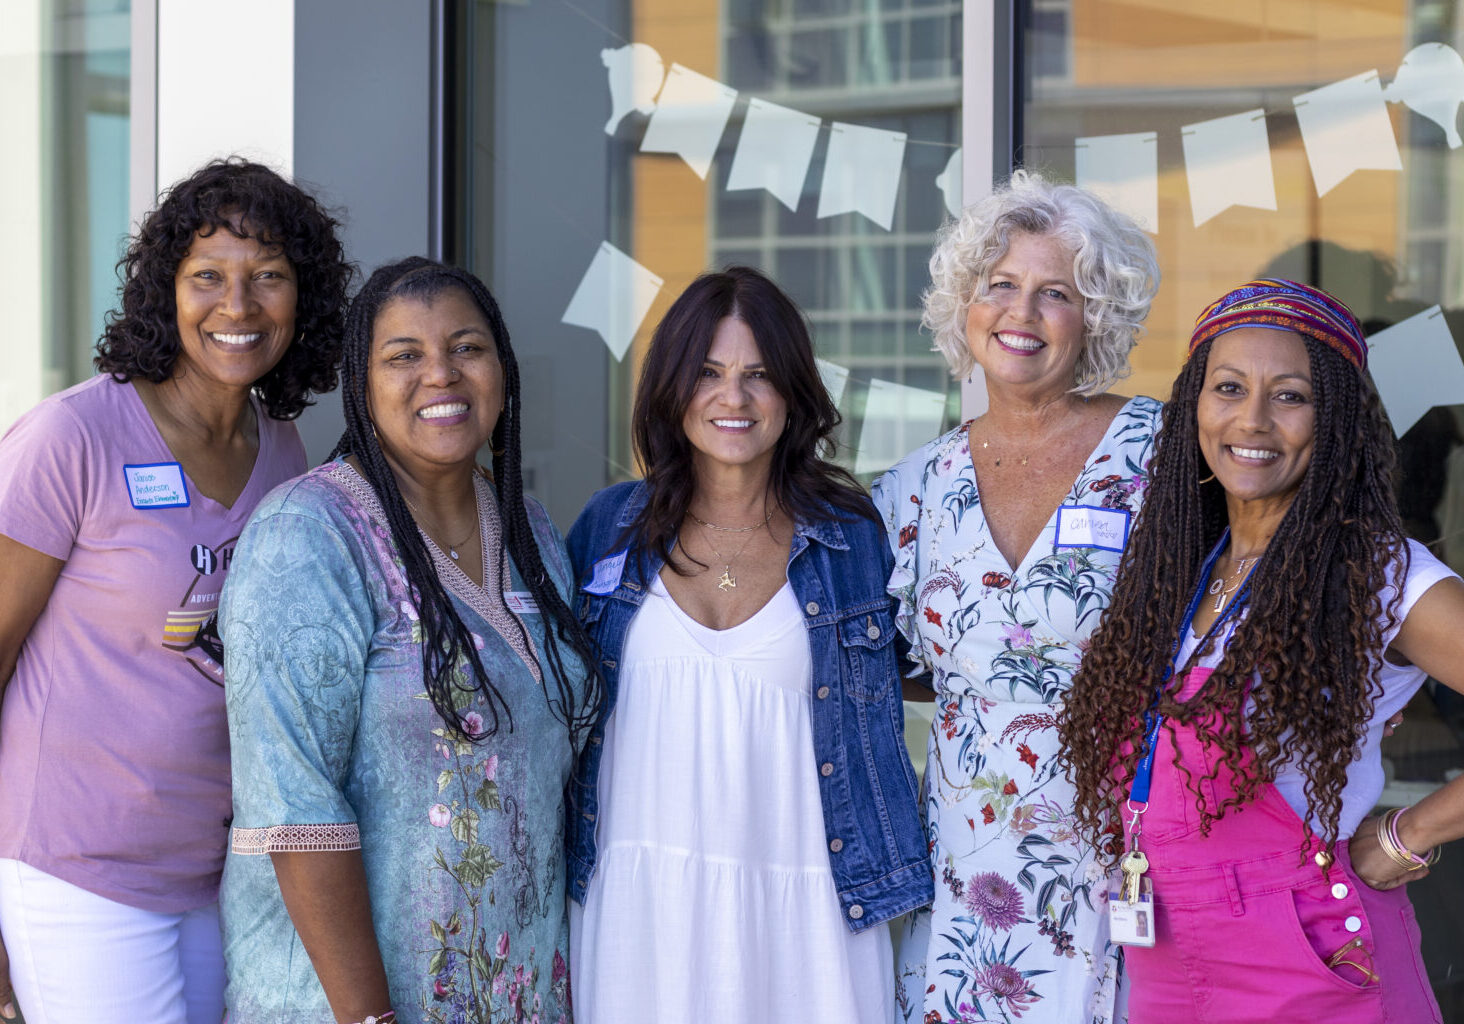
[219,462,585,1024]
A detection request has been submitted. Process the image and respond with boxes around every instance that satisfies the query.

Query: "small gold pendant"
[717,568,736,591]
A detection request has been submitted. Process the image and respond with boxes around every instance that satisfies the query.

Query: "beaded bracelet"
[1377,807,1440,870]
[352,1012,396,1024]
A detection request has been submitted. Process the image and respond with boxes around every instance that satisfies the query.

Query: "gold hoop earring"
[1199,471,1216,484]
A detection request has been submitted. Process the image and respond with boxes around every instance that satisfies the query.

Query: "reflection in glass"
[1019,4,1464,1014]
[464,0,959,527]
[40,0,131,397]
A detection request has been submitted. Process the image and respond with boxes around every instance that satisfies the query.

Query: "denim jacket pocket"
[837,608,897,701]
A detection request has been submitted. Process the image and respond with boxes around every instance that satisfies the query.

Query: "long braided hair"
[1059,332,1405,859]
[329,258,600,743]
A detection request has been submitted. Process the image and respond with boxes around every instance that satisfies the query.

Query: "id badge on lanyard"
[1108,530,1250,947]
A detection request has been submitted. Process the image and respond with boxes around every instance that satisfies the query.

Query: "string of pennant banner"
[562,40,1464,456]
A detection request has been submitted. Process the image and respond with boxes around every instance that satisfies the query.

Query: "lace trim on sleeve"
[230,823,361,855]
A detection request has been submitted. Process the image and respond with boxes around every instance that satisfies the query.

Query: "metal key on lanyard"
[1120,848,1149,904]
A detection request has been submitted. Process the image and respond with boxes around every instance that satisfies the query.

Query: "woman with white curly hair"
[872,170,1160,1024]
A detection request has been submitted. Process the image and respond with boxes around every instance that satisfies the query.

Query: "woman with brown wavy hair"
[1059,279,1464,1023]
[565,266,929,1022]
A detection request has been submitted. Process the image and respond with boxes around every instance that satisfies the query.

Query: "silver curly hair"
[922,169,1160,396]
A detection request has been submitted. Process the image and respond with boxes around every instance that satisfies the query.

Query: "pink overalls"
[1123,666,1442,1024]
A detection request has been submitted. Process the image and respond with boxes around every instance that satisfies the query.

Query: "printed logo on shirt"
[160,533,240,684]
[124,462,190,509]
[164,608,215,645]
[190,543,219,575]
[504,591,540,615]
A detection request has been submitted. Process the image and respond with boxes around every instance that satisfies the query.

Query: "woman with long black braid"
[219,258,597,1024]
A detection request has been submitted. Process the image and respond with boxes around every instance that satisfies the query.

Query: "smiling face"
[964,231,1086,399]
[681,316,788,477]
[367,286,503,480]
[172,222,298,393]
[1197,327,1316,517]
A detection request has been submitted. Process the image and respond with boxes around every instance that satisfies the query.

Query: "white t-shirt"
[1175,538,1458,839]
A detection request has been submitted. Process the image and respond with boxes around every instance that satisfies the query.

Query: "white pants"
[0,859,224,1024]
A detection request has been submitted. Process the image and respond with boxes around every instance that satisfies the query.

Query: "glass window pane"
[907,15,946,81]
[5,0,132,431]
[857,18,904,87]
[464,0,960,523]
[1019,5,1464,1004]
[787,28,850,89]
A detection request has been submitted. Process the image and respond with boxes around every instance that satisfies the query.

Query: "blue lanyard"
[1126,530,1252,807]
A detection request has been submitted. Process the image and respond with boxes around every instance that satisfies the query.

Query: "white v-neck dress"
[569,575,894,1023]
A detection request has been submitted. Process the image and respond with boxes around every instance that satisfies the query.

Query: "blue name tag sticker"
[124,462,190,509]
[1054,505,1130,552]
[582,550,627,595]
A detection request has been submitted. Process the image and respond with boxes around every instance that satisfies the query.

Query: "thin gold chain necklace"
[688,513,769,592]
[978,436,1029,467]
[687,508,773,532]
[405,497,478,561]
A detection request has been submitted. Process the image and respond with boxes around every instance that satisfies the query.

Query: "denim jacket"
[564,480,933,932]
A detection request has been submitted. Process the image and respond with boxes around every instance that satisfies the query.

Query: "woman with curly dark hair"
[0,158,349,1024]
[1059,279,1464,1023]
[566,267,929,1022]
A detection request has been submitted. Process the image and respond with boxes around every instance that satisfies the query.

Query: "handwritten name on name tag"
[582,550,628,595]
[1054,505,1130,552]
[124,462,190,509]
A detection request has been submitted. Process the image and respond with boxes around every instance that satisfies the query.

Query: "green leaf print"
[456,842,503,887]
[450,807,480,844]
[475,778,502,811]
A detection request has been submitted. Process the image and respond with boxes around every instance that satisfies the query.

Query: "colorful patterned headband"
[1189,278,1367,370]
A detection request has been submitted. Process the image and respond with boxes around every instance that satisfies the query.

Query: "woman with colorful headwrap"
[1060,278,1463,1023]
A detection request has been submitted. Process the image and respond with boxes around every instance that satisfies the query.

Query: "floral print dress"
[219,462,585,1024]
[871,397,1161,1024]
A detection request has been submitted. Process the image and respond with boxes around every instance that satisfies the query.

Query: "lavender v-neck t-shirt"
[0,375,306,912]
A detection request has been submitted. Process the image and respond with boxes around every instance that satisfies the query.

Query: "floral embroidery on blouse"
[221,462,583,1024]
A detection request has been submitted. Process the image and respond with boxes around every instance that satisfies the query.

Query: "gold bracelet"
[1377,807,1440,870]
[1376,809,1415,869]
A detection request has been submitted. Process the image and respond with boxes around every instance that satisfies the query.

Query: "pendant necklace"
[405,497,478,561]
[687,509,772,592]
[1207,555,1256,613]
[979,437,1029,468]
